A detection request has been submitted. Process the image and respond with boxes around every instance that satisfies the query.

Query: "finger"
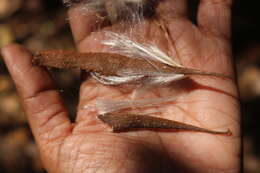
[197,0,233,38]
[68,2,105,45]
[68,0,188,45]
[157,0,188,19]
[1,44,72,144]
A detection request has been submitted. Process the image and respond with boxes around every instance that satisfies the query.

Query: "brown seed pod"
[97,113,232,135]
[33,50,231,79]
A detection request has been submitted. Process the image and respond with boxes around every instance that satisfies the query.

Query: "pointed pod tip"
[225,128,232,136]
[97,114,106,122]
[216,128,232,136]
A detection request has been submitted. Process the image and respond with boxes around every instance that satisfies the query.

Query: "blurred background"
[0,0,258,172]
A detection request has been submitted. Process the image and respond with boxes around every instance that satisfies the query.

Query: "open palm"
[2,0,240,172]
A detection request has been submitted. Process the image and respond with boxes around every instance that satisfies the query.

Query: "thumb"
[1,44,72,147]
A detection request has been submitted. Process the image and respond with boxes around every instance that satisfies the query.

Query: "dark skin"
[1,0,240,172]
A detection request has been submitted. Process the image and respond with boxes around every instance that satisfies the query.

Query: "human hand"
[1,0,240,172]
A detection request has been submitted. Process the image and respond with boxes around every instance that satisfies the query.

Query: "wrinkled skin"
[1,0,240,172]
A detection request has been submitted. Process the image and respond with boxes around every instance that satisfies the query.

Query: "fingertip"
[197,0,233,39]
[1,43,31,63]
[1,44,55,100]
[1,43,19,57]
[1,43,34,78]
[68,3,105,44]
[1,43,25,52]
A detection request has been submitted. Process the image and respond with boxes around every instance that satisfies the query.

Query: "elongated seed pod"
[98,113,232,135]
[33,50,231,79]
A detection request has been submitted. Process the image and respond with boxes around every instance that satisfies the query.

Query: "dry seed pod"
[33,33,231,85]
[33,50,231,84]
[98,113,232,135]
